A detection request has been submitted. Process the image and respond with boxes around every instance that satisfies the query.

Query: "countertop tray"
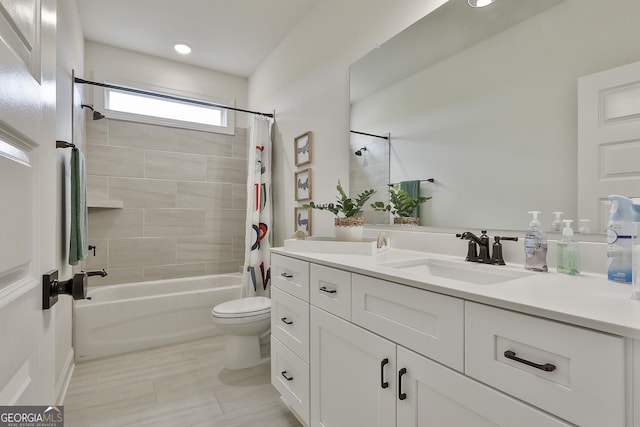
[283,235,390,255]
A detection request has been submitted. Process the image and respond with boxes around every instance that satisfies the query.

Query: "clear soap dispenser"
[524,211,548,272]
[557,220,580,276]
[551,212,564,232]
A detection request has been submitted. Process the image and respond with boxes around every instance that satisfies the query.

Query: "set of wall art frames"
[294,131,312,236]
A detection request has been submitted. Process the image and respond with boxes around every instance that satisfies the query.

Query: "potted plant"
[303,180,376,241]
[371,185,431,225]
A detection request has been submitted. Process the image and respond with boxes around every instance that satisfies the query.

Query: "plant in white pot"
[371,185,431,225]
[303,180,376,242]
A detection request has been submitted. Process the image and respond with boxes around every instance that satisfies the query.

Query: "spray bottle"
[607,195,634,282]
[557,220,580,276]
[524,211,548,272]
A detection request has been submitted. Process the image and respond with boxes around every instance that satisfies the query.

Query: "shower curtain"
[241,115,274,298]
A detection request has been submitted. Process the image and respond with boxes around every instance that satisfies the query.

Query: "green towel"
[70,148,88,265]
[400,180,421,218]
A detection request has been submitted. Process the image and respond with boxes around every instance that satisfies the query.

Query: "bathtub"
[74,274,242,361]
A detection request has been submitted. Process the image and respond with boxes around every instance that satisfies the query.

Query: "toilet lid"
[212,296,271,318]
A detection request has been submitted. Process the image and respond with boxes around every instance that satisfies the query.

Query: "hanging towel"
[69,148,88,265]
[400,180,421,218]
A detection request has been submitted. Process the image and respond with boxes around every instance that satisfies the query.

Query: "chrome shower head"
[354,146,367,156]
[81,104,106,121]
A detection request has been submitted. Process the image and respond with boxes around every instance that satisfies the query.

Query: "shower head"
[354,146,367,156]
[81,104,106,120]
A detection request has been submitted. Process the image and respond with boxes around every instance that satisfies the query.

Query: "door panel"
[578,60,640,231]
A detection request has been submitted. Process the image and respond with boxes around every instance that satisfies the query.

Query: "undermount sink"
[380,258,533,285]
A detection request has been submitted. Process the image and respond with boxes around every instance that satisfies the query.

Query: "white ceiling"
[75,0,319,78]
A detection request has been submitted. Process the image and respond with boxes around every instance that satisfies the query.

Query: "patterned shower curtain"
[241,115,274,297]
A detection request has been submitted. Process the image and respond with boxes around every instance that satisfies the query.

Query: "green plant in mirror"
[303,180,376,218]
[371,185,431,218]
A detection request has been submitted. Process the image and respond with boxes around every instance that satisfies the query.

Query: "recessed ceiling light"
[174,43,192,55]
[468,0,495,7]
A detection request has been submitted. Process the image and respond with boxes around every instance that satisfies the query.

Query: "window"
[100,83,235,135]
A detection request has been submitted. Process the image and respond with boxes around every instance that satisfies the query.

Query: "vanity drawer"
[271,336,310,425]
[310,264,351,320]
[351,274,464,371]
[271,287,309,362]
[271,253,309,301]
[465,302,625,427]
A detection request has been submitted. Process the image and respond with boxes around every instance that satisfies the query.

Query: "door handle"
[319,286,337,294]
[281,272,293,278]
[281,370,294,381]
[504,350,556,372]
[281,317,293,325]
[380,358,389,389]
[398,368,407,400]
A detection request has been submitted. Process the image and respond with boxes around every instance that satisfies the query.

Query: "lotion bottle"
[524,211,548,272]
[557,220,580,276]
[607,195,633,282]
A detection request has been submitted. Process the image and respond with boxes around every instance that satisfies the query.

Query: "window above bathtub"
[96,78,236,135]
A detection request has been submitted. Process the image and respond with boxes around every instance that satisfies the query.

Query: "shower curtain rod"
[74,77,274,118]
[350,130,389,140]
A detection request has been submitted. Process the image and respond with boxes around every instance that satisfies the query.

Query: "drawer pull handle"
[319,286,337,294]
[398,368,407,400]
[504,350,556,372]
[281,317,293,325]
[380,358,389,389]
[281,273,293,278]
[281,370,294,381]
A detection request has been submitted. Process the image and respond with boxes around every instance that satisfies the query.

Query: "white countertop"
[272,247,640,340]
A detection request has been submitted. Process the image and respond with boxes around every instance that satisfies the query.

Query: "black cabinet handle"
[319,286,337,294]
[281,370,293,381]
[398,368,407,400]
[281,317,293,325]
[281,272,293,278]
[504,350,556,372]
[380,358,389,389]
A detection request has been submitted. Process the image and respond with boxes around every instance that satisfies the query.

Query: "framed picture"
[294,207,312,236]
[294,131,312,166]
[294,168,312,201]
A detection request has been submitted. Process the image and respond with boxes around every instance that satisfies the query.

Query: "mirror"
[350,0,640,231]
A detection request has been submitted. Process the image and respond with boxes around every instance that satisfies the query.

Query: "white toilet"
[211,296,271,370]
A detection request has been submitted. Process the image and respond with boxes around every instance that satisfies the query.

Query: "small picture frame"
[294,207,312,236]
[294,168,312,201]
[294,131,312,166]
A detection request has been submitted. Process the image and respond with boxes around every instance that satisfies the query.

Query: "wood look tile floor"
[64,336,301,427]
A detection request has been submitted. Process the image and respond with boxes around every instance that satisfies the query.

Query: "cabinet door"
[397,346,571,427]
[310,306,396,427]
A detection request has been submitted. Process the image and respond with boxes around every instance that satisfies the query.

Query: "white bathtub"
[74,274,242,361]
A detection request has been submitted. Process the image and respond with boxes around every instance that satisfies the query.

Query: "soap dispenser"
[551,212,564,232]
[524,211,548,272]
[557,220,580,276]
[607,195,634,282]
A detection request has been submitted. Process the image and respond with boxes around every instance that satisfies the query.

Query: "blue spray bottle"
[607,195,634,282]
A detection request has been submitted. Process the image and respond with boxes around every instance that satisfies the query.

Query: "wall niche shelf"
[87,200,124,209]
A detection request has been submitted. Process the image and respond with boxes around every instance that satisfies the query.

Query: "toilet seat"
[212,296,271,318]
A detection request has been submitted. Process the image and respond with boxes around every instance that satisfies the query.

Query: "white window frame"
[95,77,235,135]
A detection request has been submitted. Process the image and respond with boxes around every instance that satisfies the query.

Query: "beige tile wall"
[85,119,248,286]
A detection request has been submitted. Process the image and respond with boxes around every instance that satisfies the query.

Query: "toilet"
[211,296,271,370]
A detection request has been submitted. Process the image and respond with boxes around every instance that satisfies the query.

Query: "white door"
[578,60,640,232]
[0,0,58,404]
[396,347,571,427]
[310,307,396,427]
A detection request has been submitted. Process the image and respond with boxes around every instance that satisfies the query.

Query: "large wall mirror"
[349,0,640,232]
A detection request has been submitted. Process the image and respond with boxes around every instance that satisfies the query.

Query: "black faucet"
[456,231,517,265]
[84,269,108,277]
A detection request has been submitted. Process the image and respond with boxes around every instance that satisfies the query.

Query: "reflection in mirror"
[350,0,640,232]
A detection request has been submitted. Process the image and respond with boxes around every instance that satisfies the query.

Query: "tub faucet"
[84,269,108,277]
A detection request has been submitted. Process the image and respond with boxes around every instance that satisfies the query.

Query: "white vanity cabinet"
[271,251,632,427]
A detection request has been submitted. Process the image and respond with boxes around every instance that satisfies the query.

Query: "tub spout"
[85,269,108,277]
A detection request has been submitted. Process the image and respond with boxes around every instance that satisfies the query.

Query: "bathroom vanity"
[270,246,640,427]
